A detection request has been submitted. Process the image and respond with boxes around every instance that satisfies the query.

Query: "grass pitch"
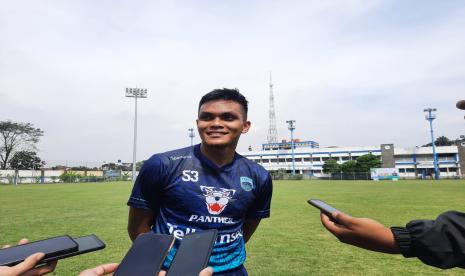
[1,180,464,275]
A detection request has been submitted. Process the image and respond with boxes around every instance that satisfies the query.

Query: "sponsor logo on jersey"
[200,186,236,215]
[240,176,254,191]
[189,215,234,224]
[166,222,197,239]
[166,222,242,244]
[170,155,192,160]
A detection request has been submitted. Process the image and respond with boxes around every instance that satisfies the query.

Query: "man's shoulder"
[236,153,270,179]
[145,146,195,166]
[160,146,195,161]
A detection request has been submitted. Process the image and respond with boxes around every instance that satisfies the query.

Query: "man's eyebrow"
[221,112,238,116]
[199,111,239,115]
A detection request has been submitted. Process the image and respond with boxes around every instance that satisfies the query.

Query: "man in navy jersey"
[127,88,273,275]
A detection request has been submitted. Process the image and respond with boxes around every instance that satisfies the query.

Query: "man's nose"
[211,117,223,127]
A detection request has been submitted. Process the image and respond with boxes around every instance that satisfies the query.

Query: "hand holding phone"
[0,235,78,267]
[0,234,106,268]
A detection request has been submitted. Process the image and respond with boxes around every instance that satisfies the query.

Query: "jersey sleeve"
[246,173,273,219]
[127,154,168,211]
[391,210,465,269]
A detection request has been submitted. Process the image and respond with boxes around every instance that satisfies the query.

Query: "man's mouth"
[207,131,227,136]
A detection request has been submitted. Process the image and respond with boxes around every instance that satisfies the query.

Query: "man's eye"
[221,114,237,121]
[198,114,213,120]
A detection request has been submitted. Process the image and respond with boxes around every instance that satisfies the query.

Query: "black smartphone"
[167,229,218,276]
[114,233,174,276]
[41,234,105,263]
[0,235,78,267]
[307,199,341,217]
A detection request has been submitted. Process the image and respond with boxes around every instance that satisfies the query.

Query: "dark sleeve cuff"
[127,197,153,210]
[391,227,414,257]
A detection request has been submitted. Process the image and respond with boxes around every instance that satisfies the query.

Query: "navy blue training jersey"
[127,144,273,273]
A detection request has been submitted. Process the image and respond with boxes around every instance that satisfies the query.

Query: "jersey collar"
[194,144,238,172]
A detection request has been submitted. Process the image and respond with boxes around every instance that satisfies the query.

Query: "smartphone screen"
[307,199,341,216]
[0,235,78,266]
[167,229,218,276]
[41,234,105,263]
[114,233,174,276]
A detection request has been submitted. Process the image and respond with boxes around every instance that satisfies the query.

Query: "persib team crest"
[200,186,236,215]
[240,177,254,191]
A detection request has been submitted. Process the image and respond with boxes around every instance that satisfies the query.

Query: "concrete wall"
[381,144,395,168]
[0,169,105,184]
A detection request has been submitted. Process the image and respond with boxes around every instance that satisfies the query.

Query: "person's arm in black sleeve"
[391,210,465,269]
[320,208,465,269]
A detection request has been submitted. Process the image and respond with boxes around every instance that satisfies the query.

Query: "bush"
[59,172,82,183]
[270,169,303,180]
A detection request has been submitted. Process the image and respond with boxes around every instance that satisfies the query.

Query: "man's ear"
[242,121,251,134]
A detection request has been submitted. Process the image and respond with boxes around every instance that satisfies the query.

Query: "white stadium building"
[240,140,465,179]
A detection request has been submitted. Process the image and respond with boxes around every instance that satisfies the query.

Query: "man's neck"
[200,143,237,167]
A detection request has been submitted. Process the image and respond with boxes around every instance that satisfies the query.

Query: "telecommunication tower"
[267,72,278,143]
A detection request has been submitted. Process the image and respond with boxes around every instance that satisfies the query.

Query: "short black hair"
[198,88,249,118]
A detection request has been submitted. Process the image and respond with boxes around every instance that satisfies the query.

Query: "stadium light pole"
[424,108,439,180]
[188,128,195,146]
[286,120,296,176]
[126,87,148,183]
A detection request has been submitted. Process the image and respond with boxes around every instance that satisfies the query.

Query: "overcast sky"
[1,0,465,166]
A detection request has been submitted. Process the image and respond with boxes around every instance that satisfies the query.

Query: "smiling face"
[197,100,251,148]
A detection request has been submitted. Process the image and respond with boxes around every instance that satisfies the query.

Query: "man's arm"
[243,218,261,243]
[321,210,465,269]
[127,207,155,242]
[320,212,400,254]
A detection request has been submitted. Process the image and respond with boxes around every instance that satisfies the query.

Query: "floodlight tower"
[424,108,439,180]
[126,87,148,182]
[188,128,195,146]
[286,120,296,176]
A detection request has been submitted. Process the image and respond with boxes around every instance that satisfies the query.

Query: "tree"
[136,160,145,171]
[322,159,340,174]
[0,121,44,169]
[9,151,44,170]
[341,160,357,173]
[423,136,454,147]
[355,154,381,173]
[70,166,92,171]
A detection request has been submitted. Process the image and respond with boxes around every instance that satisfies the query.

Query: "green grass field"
[1,180,464,275]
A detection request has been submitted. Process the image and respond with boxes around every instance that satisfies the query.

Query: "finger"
[320,212,339,233]
[320,212,350,235]
[18,238,29,245]
[79,263,119,276]
[97,263,118,274]
[331,212,354,228]
[11,252,44,274]
[22,260,58,276]
[158,270,167,276]
[199,267,214,276]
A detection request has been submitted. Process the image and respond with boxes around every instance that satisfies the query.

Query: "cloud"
[1,0,465,163]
